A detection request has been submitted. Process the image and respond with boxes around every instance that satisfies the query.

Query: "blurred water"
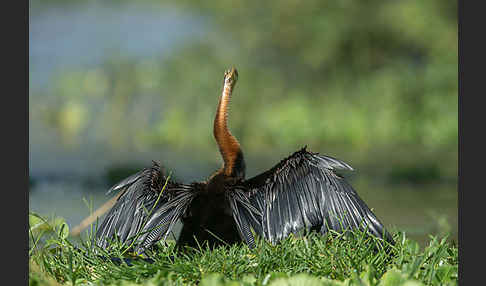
[29,2,206,89]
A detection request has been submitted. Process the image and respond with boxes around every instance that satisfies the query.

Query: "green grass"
[29,213,457,286]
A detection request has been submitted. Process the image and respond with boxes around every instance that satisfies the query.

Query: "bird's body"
[95,68,393,254]
[178,183,240,248]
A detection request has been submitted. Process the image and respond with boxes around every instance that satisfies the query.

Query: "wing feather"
[95,162,197,253]
[229,147,393,246]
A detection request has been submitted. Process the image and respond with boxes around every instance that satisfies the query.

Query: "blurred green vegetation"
[30,0,457,180]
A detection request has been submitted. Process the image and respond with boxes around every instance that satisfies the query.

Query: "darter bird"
[94,67,394,254]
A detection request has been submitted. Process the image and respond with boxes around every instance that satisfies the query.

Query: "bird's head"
[223,67,238,87]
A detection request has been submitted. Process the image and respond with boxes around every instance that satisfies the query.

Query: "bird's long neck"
[213,68,245,179]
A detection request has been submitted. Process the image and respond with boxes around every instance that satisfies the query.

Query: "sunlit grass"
[29,213,457,286]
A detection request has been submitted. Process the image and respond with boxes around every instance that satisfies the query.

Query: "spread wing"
[228,147,393,247]
[94,161,196,253]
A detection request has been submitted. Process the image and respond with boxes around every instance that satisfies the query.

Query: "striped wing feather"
[229,147,393,246]
[95,162,196,253]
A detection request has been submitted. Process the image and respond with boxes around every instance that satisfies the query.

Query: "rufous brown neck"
[213,68,245,180]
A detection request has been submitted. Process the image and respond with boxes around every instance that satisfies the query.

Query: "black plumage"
[94,68,393,254]
[229,148,393,247]
[95,162,196,253]
[95,148,393,253]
